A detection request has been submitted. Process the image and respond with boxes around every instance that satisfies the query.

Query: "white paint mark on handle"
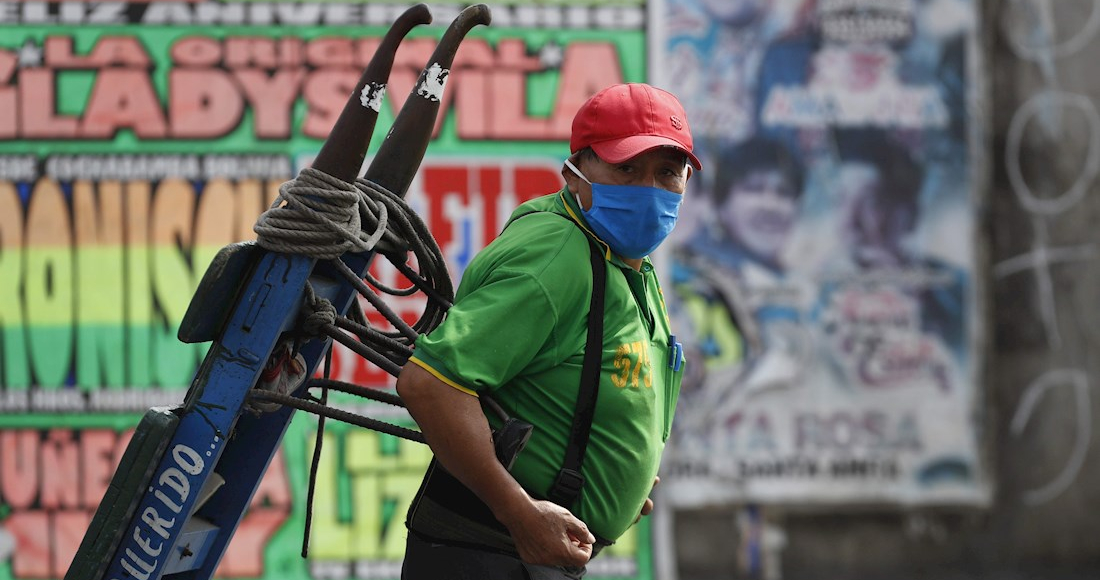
[416,63,449,102]
[360,82,386,112]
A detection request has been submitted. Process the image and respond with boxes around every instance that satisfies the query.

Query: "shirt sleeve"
[412,207,593,394]
[412,266,561,394]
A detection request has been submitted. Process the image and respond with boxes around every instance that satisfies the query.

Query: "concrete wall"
[673,1,1100,577]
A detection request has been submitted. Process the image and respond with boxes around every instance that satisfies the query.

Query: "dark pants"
[401,530,586,580]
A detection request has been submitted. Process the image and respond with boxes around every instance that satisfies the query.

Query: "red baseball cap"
[570,83,702,170]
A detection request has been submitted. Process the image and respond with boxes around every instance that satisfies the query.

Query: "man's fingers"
[564,533,594,566]
[511,500,596,567]
[568,520,596,545]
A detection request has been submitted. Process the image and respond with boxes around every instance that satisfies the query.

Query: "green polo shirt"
[409,188,685,542]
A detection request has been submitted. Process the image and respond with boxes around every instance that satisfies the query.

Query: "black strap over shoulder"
[432,207,609,511]
[406,208,616,549]
[546,239,606,509]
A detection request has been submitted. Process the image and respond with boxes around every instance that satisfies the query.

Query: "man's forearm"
[395,363,533,524]
[396,361,596,566]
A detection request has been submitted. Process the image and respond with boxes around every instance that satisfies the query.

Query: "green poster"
[0,1,655,579]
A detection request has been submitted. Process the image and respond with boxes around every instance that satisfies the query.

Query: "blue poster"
[655,0,989,505]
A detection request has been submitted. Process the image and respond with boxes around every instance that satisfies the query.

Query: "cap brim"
[591,135,702,170]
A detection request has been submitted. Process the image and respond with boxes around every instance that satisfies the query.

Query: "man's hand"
[636,476,660,524]
[398,362,594,568]
[496,496,595,567]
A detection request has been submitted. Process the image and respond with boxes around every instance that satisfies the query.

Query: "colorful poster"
[656,0,990,505]
[0,1,657,578]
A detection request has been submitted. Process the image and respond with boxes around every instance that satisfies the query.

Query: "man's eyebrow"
[656,151,688,165]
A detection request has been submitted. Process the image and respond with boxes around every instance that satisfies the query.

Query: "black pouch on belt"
[404,396,531,554]
[484,394,534,470]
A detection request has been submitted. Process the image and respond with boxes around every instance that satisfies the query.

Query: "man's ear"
[562,163,581,192]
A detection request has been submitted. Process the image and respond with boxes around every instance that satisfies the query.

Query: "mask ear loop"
[563,159,591,184]
[563,158,592,211]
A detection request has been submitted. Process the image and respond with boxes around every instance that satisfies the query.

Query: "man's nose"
[633,171,661,188]
[763,187,790,202]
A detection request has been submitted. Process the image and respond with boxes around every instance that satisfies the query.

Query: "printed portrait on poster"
[659,0,986,505]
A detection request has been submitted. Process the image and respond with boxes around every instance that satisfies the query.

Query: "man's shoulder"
[474,195,592,289]
[505,192,570,225]
[499,192,588,248]
[492,215,589,267]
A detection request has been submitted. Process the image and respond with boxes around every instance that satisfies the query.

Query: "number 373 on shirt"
[612,341,653,389]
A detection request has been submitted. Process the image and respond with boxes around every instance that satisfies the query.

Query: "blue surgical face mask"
[565,159,683,259]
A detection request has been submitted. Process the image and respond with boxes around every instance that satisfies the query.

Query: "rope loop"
[301,284,338,337]
[254,167,389,259]
[247,166,455,445]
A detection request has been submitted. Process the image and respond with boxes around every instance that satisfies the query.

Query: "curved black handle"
[311,4,433,183]
[363,4,492,197]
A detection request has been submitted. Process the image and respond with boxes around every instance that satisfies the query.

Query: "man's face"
[836,161,912,267]
[563,147,691,211]
[719,169,799,265]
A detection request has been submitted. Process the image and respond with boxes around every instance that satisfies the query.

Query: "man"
[665,136,808,452]
[698,136,805,278]
[817,128,967,383]
[396,83,699,579]
[829,129,924,271]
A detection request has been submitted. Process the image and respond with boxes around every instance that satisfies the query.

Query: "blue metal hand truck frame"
[63,5,491,580]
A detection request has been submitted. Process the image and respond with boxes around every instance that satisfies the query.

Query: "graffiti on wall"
[996,0,1100,506]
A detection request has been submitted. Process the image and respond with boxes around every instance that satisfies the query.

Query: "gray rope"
[248,390,425,443]
[358,178,453,336]
[251,167,453,561]
[301,284,338,336]
[254,167,388,259]
[248,167,454,430]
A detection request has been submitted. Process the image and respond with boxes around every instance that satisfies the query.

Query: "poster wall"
[0,1,656,579]
[656,0,989,506]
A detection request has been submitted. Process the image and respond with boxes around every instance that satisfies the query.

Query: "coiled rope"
[251,167,457,558]
[254,167,389,260]
[250,167,454,439]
